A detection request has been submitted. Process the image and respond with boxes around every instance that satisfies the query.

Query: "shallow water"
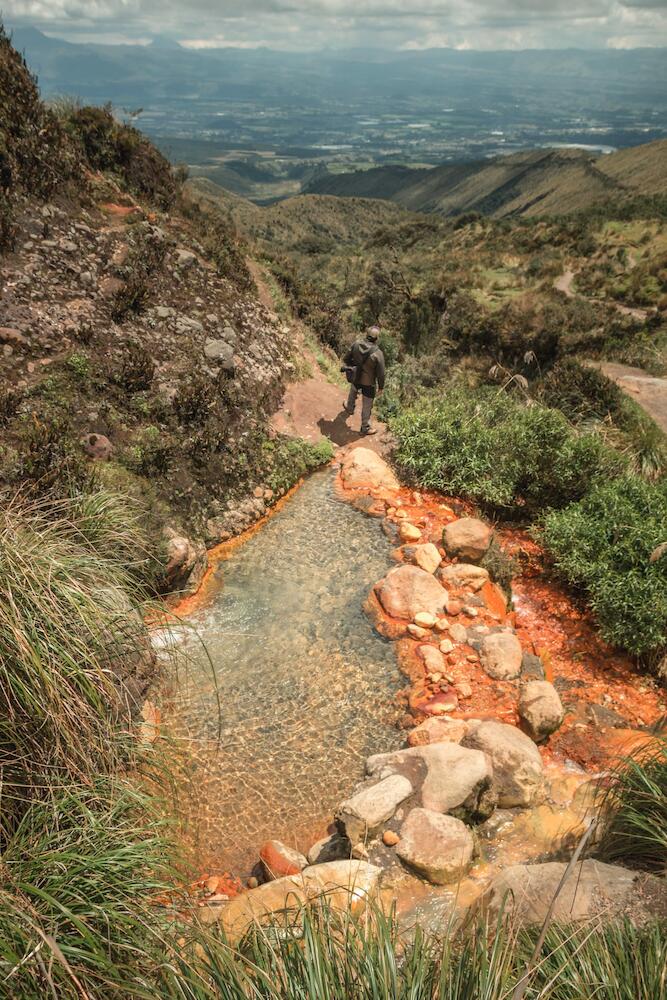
[164,470,402,875]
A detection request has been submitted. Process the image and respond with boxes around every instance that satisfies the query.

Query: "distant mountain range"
[304,140,667,217]
[8,25,667,110]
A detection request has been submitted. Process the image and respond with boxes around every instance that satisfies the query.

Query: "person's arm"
[375,350,386,391]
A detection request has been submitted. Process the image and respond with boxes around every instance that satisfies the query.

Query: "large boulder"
[376,565,448,621]
[307,833,350,866]
[438,563,490,591]
[366,742,495,821]
[480,860,667,927]
[396,808,474,885]
[335,774,413,844]
[203,861,381,940]
[442,518,492,561]
[162,530,208,595]
[462,721,544,808]
[259,840,308,880]
[480,632,522,681]
[340,448,399,490]
[519,680,564,742]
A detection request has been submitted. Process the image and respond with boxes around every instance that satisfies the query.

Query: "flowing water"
[164,470,402,875]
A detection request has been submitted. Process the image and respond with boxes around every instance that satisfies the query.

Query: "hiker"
[341,326,385,436]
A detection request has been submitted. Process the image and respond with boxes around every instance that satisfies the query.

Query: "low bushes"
[392,387,623,514]
[541,475,667,659]
[261,436,334,494]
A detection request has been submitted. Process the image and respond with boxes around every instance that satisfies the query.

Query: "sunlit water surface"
[164,470,402,875]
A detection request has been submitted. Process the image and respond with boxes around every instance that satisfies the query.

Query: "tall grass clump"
[0,779,177,998]
[0,489,155,838]
[540,475,667,659]
[595,739,667,873]
[392,386,623,514]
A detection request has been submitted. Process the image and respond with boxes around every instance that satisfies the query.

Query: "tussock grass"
[0,490,155,838]
[596,739,667,873]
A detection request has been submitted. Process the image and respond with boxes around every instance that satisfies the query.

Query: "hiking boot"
[361,427,378,436]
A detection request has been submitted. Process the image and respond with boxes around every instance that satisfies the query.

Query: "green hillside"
[306,140,667,218]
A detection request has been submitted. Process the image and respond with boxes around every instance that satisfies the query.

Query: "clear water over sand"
[165,470,402,875]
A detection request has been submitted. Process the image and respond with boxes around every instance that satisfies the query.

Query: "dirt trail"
[553,267,650,321]
[249,258,392,458]
[588,360,667,434]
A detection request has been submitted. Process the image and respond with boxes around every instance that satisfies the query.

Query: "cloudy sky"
[5,0,667,50]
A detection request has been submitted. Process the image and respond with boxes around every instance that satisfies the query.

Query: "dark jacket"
[345,339,385,390]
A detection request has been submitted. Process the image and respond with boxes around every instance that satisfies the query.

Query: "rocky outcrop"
[396,808,474,885]
[480,632,522,681]
[376,565,448,621]
[335,774,413,844]
[462,720,545,808]
[340,448,399,490]
[366,742,496,821]
[442,518,492,561]
[519,680,564,742]
[480,860,667,927]
[162,529,208,595]
[202,861,382,940]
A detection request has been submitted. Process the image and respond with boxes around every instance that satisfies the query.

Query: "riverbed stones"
[414,611,437,629]
[376,565,448,621]
[480,632,522,681]
[336,774,413,843]
[442,518,492,562]
[411,542,442,574]
[400,522,422,543]
[307,833,350,866]
[341,448,399,490]
[449,623,468,643]
[366,743,496,821]
[259,840,308,880]
[418,645,445,674]
[462,721,544,807]
[438,563,490,591]
[204,861,382,939]
[407,717,468,747]
[480,860,667,928]
[396,808,474,885]
[162,530,208,594]
[519,680,564,742]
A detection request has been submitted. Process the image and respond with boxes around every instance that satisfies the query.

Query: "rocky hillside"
[306,140,667,218]
[0,25,324,595]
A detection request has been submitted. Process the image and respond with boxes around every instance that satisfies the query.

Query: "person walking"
[341,326,385,435]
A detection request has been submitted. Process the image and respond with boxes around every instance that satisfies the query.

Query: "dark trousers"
[346,384,374,431]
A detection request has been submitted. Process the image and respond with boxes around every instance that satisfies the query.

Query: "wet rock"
[336,773,413,843]
[438,563,490,591]
[480,861,667,928]
[366,742,495,821]
[162,530,208,594]
[521,653,545,680]
[396,808,474,885]
[408,624,430,639]
[462,720,544,808]
[307,834,351,866]
[81,432,113,461]
[340,448,399,490]
[203,861,381,940]
[407,717,468,747]
[519,680,564,742]
[442,518,492,562]
[586,703,629,730]
[260,840,308,881]
[480,632,522,681]
[376,564,448,621]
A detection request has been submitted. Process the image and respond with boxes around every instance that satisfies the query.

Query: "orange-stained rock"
[259,840,308,880]
[481,580,508,618]
[423,690,459,716]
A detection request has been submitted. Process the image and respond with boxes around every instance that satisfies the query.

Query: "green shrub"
[392,387,623,514]
[538,358,625,423]
[541,475,667,658]
[480,537,517,596]
[596,739,667,872]
[115,343,156,392]
[124,425,173,476]
[262,436,334,494]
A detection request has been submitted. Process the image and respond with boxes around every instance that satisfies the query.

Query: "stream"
[164,470,402,875]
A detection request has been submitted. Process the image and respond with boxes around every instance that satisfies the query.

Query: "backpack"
[342,341,377,384]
